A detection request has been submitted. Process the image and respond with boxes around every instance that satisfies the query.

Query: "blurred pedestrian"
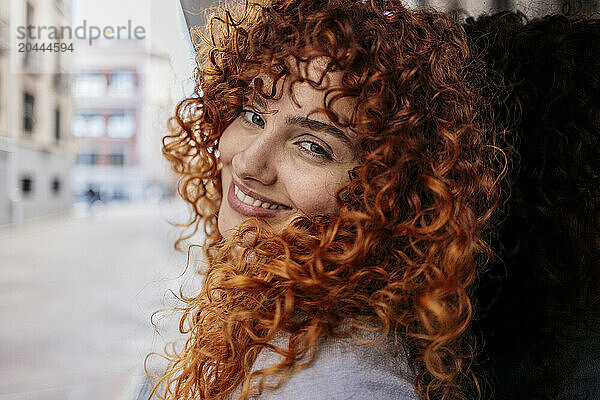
[85,186,102,216]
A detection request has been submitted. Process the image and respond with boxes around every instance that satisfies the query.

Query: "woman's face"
[217,71,360,240]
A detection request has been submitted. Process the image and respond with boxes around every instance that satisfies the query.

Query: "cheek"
[218,126,236,165]
[288,171,348,215]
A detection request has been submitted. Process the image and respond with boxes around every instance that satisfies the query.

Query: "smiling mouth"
[233,184,290,210]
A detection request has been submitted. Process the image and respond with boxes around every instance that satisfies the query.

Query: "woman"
[152,0,503,399]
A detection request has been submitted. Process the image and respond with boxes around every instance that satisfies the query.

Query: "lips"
[227,180,290,218]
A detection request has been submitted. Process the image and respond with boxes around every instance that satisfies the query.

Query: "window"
[76,153,98,165]
[108,71,136,97]
[72,73,106,97]
[23,92,35,132]
[107,112,135,138]
[71,115,86,137]
[51,177,61,195]
[54,108,60,140]
[109,153,125,166]
[23,92,35,133]
[21,176,33,196]
[71,114,105,137]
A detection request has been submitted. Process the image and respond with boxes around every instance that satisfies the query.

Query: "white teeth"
[234,184,285,210]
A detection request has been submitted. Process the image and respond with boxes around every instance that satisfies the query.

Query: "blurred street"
[0,200,203,400]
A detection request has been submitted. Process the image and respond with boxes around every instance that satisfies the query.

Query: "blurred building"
[406,0,597,17]
[70,37,176,202]
[0,0,74,227]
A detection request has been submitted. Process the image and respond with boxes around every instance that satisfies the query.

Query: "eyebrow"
[285,115,354,148]
[248,93,353,147]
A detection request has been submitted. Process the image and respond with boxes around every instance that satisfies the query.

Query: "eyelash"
[239,109,265,129]
[238,109,334,161]
[295,140,333,161]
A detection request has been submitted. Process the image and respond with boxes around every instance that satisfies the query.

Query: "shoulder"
[254,332,421,400]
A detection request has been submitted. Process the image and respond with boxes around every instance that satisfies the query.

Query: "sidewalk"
[0,199,204,400]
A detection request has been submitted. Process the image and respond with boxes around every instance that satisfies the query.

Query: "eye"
[297,140,333,160]
[239,110,265,129]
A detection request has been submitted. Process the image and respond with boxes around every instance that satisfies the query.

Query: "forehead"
[250,57,354,122]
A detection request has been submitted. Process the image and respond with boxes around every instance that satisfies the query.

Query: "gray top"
[137,328,421,400]
[233,329,421,400]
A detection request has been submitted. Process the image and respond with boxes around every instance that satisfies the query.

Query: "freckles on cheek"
[294,179,343,215]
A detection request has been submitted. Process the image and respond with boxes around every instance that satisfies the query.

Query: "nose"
[231,134,278,186]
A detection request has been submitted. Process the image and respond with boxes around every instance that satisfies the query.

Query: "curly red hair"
[151,1,504,399]
[465,12,600,399]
